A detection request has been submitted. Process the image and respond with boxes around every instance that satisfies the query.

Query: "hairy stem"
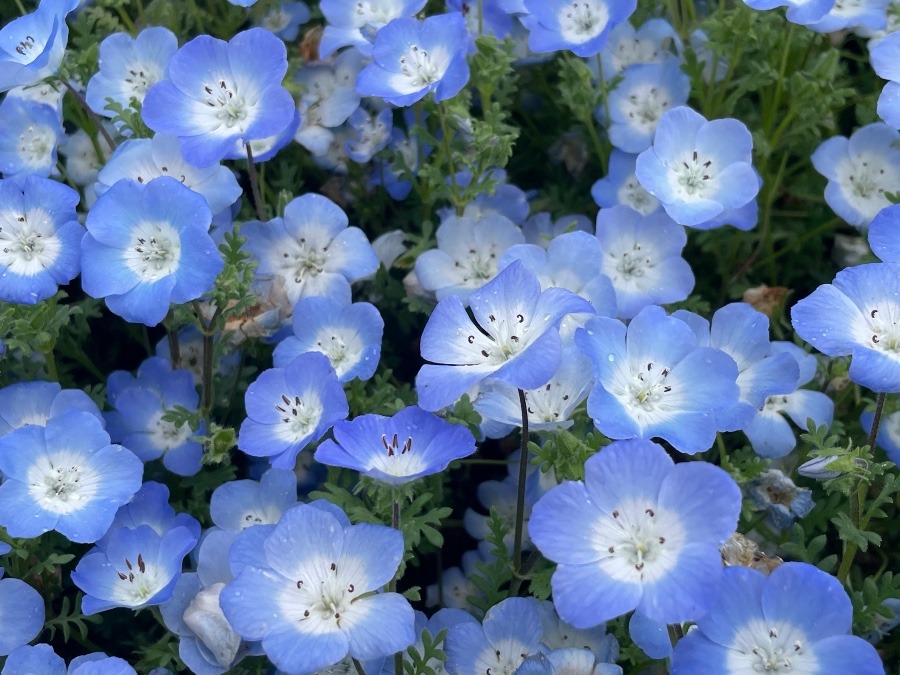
[512,389,530,574]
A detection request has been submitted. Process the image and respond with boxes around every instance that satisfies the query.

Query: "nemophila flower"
[446,597,544,675]
[0,380,102,439]
[81,176,223,327]
[807,0,888,32]
[97,481,201,549]
[425,548,488,611]
[223,107,300,164]
[0,577,44,655]
[1,644,64,675]
[319,0,427,57]
[690,177,761,231]
[439,170,531,225]
[85,27,178,120]
[449,0,515,38]
[743,0,834,24]
[607,61,690,154]
[475,345,593,436]
[371,127,423,200]
[748,469,815,530]
[0,0,78,92]
[811,123,900,229]
[792,262,900,392]
[594,206,693,319]
[356,13,471,107]
[239,352,349,470]
[415,212,525,301]
[61,128,113,191]
[257,1,311,41]
[530,438,741,626]
[0,175,83,304]
[871,33,900,127]
[0,410,143,543]
[673,303,800,432]
[243,193,379,307]
[404,609,479,675]
[0,98,63,179]
[519,648,623,675]
[416,261,594,411]
[209,469,296,536]
[538,599,620,661]
[72,523,197,614]
[142,28,295,167]
[862,408,900,464]
[95,134,242,218]
[592,150,660,215]
[67,655,138,675]
[743,341,834,458]
[500,230,618,319]
[869,203,900,261]
[670,563,883,674]
[316,405,476,485]
[522,212,593,248]
[105,356,204,476]
[577,305,740,453]
[220,503,415,674]
[7,80,65,123]
[294,50,365,156]
[599,19,682,78]
[522,0,638,57]
[345,106,393,163]
[635,106,758,227]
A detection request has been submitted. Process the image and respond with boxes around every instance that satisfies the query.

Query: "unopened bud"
[798,455,869,480]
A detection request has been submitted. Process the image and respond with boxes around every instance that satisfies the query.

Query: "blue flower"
[747,469,814,529]
[356,13,471,107]
[425,548,488,611]
[0,410,143,543]
[591,150,660,215]
[416,260,594,411]
[537,600,620,661]
[0,98,63,179]
[315,405,476,485]
[0,380,102,439]
[862,408,900,465]
[792,262,900,392]
[0,0,78,92]
[72,523,197,614]
[319,0,427,57]
[670,563,883,674]
[239,352,349,469]
[529,438,741,626]
[0,175,82,304]
[594,206,693,319]
[257,1,311,41]
[210,468,297,532]
[85,27,178,120]
[438,170,530,225]
[405,609,479,672]
[869,203,900,262]
[811,123,900,229]
[95,134,242,218]
[635,106,759,226]
[522,212,594,248]
[220,503,416,673]
[243,193,378,307]
[871,33,900,127]
[0,577,44,656]
[742,0,834,25]
[806,0,887,33]
[97,481,201,549]
[345,106,393,163]
[1,644,64,675]
[105,356,204,476]
[598,19,682,78]
[450,0,515,38]
[142,28,295,167]
[81,176,223,326]
[576,305,740,453]
[523,0,637,57]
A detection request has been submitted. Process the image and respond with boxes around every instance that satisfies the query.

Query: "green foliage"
[403,627,449,675]
[468,510,515,616]
[43,594,102,644]
[531,428,608,482]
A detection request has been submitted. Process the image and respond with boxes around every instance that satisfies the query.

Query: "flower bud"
[183,583,241,668]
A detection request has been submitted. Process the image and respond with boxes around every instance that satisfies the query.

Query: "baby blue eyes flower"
[670,563,883,674]
[748,468,814,529]
[0,577,45,656]
[319,0,428,58]
[315,405,476,485]
[576,305,740,454]
[142,28,296,167]
[239,352,349,470]
[870,32,900,127]
[870,204,900,261]
[635,106,759,227]
[81,176,224,327]
[85,27,178,120]
[599,18,682,78]
[416,260,595,411]
[0,175,83,305]
[791,262,900,392]
[591,149,660,215]
[529,438,741,627]
[742,0,835,25]
[523,0,638,57]
[0,0,78,92]
[257,1,311,42]
[0,97,64,179]
[356,13,471,107]
[220,503,416,674]
[0,380,102,439]
[0,410,143,543]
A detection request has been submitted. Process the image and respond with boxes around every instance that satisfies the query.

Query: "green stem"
[352,658,367,675]
[436,102,462,215]
[245,143,267,221]
[43,348,59,382]
[512,389,530,574]
[667,623,684,648]
[115,5,137,33]
[62,80,117,152]
[390,490,403,675]
[165,313,182,369]
[14,0,26,15]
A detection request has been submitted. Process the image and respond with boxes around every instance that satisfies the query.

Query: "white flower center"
[399,44,443,88]
[280,236,330,284]
[149,411,193,451]
[838,153,895,220]
[274,392,323,442]
[27,450,101,515]
[623,360,673,413]
[0,208,62,278]
[468,310,531,365]
[203,79,249,130]
[617,176,659,215]
[612,36,665,72]
[348,113,390,158]
[282,558,362,635]
[863,304,900,355]
[354,0,402,27]
[727,621,815,672]
[124,62,163,99]
[609,241,653,280]
[124,220,182,281]
[18,123,55,169]
[370,432,427,477]
[262,9,291,32]
[673,150,715,198]
[314,328,364,378]
[559,1,609,42]
[112,551,166,605]
[621,84,671,130]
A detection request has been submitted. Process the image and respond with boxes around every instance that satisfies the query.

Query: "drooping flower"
[0,175,83,304]
[142,28,296,167]
[0,577,45,656]
[220,503,416,674]
[522,0,638,57]
[670,563,884,674]
[576,305,740,453]
[747,469,815,529]
[635,106,759,227]
[0,410,143,543]
[318,0,427,57]
[81,176,224,327]
[416,260,595,411]
[529,438,741,626]
[0,0,79,93]
[238,352,349,470]
[355,13,471,107]
[315,405,476,485]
